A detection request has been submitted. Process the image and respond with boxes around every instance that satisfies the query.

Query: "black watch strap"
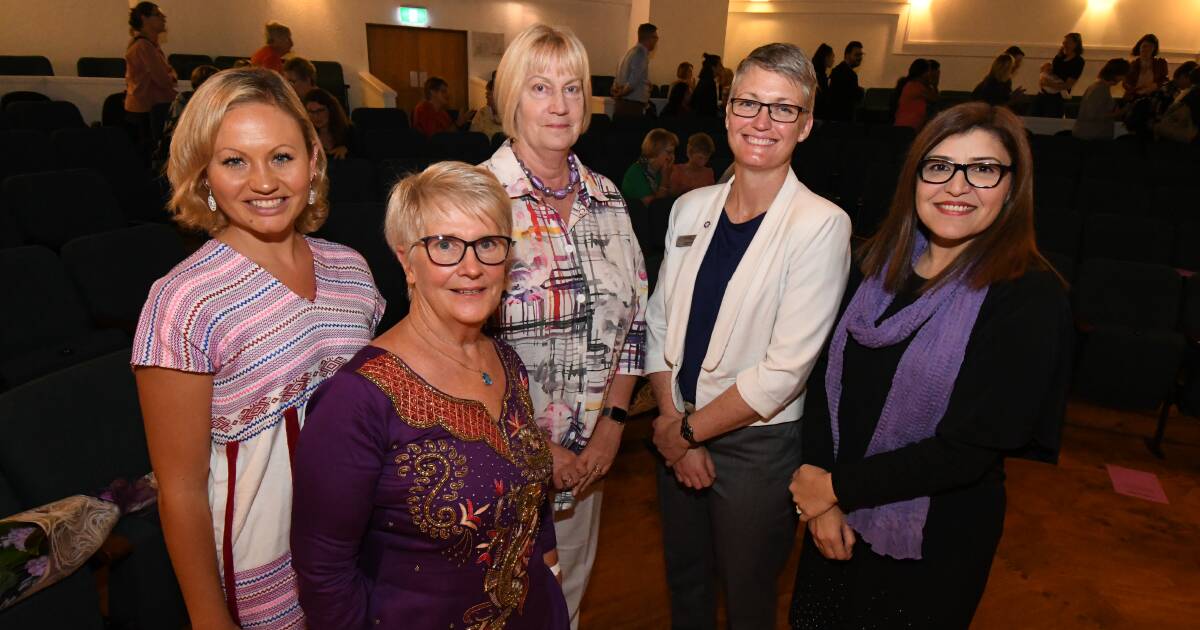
[680,413,701,447]
[601,406,628,424]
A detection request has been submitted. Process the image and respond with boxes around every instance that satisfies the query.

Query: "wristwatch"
[679,412,701,447]
[600,406,628,424]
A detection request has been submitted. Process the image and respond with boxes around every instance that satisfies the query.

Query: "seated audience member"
[828,41,866,121]
[124,2,177,155]
[1149,61,1199,117]
[413,76,471,138]
[1154,65,1200,144]
[1032,33,1085,118]
[893,58,937,129]
[689,54,723,117]
[292,161,568,630]
[669,132,716,195]
[662,62,694,117]
[153,64,219,164]
[1123,33,1169,101]
[973,54,1022,107]
[283,56,317,97]
[1074,59,1131,141]
[622,128,678,206]
[304,88,353,159]
[469,78,504,139]
[250,21,293,73]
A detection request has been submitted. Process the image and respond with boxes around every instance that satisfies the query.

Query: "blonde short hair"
[494,23,592,140]
[640,128,679,159]
[383,162,512,258]
[166,67,328,235]
[687,132,715,156]
[265,21,291,44]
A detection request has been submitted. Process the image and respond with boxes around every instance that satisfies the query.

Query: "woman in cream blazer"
[644,43,851,629]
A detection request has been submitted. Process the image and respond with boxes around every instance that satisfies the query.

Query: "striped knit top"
[132,236,384,629]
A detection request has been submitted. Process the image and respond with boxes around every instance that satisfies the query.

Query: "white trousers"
[553,484,604,629]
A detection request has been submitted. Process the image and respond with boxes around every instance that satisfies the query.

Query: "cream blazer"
[645,169,851,425]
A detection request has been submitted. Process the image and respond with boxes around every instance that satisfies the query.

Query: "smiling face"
[515,63,585,154]
[206,102,317,241]
[726,65,812,174]
[399,210,509,329]
[915,128,1013,253]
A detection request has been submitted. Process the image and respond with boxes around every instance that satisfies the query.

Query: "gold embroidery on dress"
[462,481,546,629]
[395,439,476,565]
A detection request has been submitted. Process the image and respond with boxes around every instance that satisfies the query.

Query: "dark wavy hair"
[302,88,350,147]
[128,2,159,31]
[1131,33,1159,57]
[859,102,1055,292]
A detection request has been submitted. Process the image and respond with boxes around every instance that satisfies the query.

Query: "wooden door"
[366,24,468,114]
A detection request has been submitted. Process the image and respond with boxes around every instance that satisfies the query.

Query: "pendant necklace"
[412,320,494,386]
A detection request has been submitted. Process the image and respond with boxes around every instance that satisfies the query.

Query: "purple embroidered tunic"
[291,342,567,630]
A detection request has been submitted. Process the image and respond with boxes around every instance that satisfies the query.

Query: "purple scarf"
[826,236,988,559]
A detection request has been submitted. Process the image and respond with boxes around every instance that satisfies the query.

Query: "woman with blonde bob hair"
[292,161,569,629]
[132,67,384,629]
[483,23,647,627]
[788,102,1071,628]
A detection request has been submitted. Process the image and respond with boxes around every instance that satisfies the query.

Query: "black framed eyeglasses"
[918,159,1012,189]
[411,235,513,266]
[729,98,808,123]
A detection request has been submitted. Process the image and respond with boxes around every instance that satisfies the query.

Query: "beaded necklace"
[513,144,581,200]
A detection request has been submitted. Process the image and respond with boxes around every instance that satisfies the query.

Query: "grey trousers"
[656,421,802,630]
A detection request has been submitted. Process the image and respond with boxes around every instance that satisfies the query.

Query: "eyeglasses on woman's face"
[729,98,807,123]
[917,159,1012,189]
[411,234,513,266]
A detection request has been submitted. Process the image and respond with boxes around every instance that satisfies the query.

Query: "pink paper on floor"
[1106,464,1169,504]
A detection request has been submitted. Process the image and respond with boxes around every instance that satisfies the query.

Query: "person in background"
[123,2,177,156]
[812,43,835,118]
[291,162,568,630]
[1074,59,1132,141]
[662,62,694,117]
[283,57,317,98]
[648,42,851,630]
[893,58,937,129]
[789,102,1071,629]
[482,24,647,629]
[1123,33,1169,100]
[828,41,866,121]
[470,78,505,139]
[973,54,1021,107]
[689,53,723,118]
[669,132,716,196]
[677,61,697,91]
[622,128,678,206]
[132,67,383,630]
[153,64,219,165]
[613,23,659,118]
[412,76,471,138]
[303,88,352,160]
[928,59,942,92]
[250,21,293,73]
[1032,33,1085,118]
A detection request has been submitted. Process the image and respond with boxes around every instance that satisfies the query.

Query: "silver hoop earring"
[207,190,217,212]
[308,187,317,205]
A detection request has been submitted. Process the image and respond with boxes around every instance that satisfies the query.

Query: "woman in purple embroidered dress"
[787,103,1072,628]
[291,162,568,629]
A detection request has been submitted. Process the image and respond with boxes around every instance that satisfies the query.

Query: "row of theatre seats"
[1,92,1199,626]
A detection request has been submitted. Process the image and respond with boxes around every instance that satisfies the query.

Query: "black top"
[678,209,766,404]
[827,62,864,121]
[791,264,1072,628]
[689,72,720,118]
[972,75,1012,106]
[1053,54,1086,87]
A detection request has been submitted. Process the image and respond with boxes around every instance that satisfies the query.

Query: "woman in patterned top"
[132,67,384,629]
[482,23,648,628]
[291,162,568,629]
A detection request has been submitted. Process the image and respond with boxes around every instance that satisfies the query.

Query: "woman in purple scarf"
[788,102,1072,628]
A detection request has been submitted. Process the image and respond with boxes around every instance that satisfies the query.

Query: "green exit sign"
[397,6,429,27]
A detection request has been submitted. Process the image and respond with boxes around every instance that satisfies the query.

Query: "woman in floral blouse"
[482,23,648,628]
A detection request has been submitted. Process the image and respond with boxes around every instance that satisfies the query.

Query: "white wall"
[725,0,1200,94]
[0,0,633,109]
[644,0,729,86]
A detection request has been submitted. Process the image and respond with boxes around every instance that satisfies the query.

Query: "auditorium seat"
[0,90,51,111]
[0,564,105,630]
[1147,274,1200,456]
[1033,173,1077,211]
[0,55,53,76]
[1174,215,1200,271]
[60,224,186,334]
[1042,251,1076,283]
[3,100,86,133]
[377,157,431,200]
[1073,176,1146,216]
[0,129,54,182]
[51,126,164,221]
[313,60,350,111]
[166,53,213,80]
[316,201,408,329]
[857,87,893,124]
[1030,134,1082,178]
[102,92,127,128]
[326,157,380,203]
[0,246,128,389]
[214,55,248,69]
[591,75,615,98]
[356,127,426,162]
[2,169,126,249]
[76,56,125,78]
[1034,207,1082,258]
[429,131,491,164]
[1080,213,1172,265]
[1073,258,1186,410]
[351,106,409,130]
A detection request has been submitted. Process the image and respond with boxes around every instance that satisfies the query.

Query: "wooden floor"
[578,400,1200,629]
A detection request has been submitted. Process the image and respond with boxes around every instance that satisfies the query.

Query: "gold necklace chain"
[408,317,495,386]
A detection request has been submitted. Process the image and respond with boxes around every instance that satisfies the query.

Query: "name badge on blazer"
[676,235,697,247]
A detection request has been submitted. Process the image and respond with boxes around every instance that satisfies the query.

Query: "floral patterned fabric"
[482,142,648,456]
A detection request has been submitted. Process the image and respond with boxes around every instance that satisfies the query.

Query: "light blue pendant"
[482,371,494,386]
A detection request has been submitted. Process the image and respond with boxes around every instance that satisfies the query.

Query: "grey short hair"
[731,43,817,106]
